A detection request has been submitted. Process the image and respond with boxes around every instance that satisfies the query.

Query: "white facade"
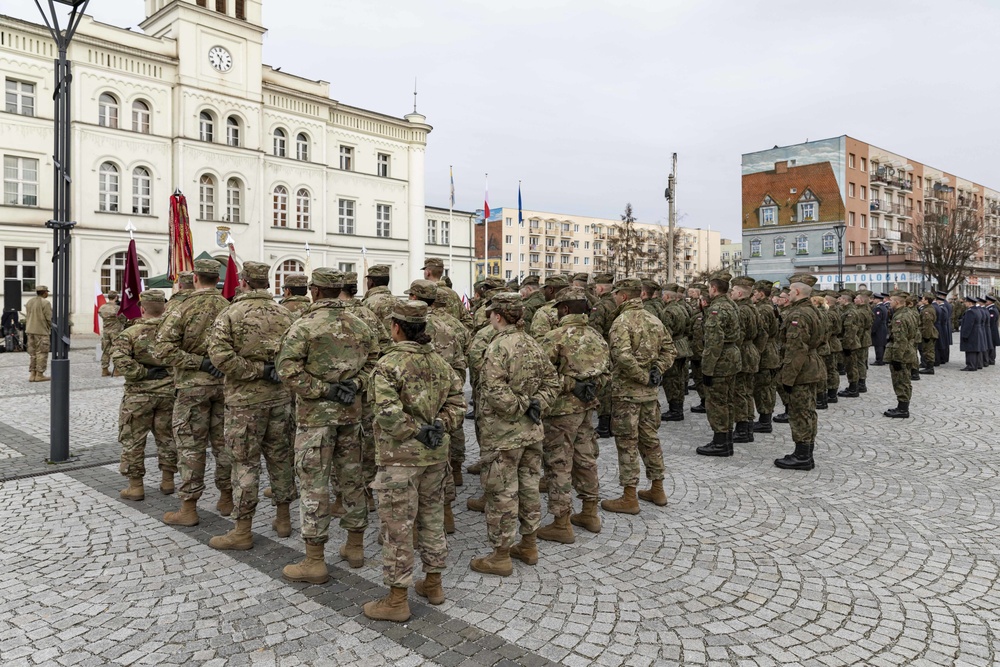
[0,0,464,326]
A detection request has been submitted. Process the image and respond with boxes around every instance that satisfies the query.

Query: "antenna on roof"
[413,77,418,113]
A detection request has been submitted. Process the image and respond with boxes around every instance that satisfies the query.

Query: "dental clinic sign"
[815,272,911,285]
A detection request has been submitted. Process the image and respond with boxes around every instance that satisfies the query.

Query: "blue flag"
[518,182,523,226]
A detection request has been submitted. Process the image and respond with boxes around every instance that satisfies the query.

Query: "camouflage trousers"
[611,399,663,487]
[889,363,913,402]
[27,334,49,375]
[787,384,818,444]
[295,423,366,545]
[372,463,448,589]
[597,379,612,418]
[227,402,294,521]
[921,339,936,367]
[753,368,777,416]
[844,349,861,384]
[824,353,838,391]
[542,410,600,517]
[101,333,114,370]
[173,384,230,501]
[663,358,688,403]
[119,392,176,478]
[690,360,705,403]
[481,442,542,549]
[705,375,736,434]
[361,402,377,489]
[733,371,755,422]
[858,346,869,380]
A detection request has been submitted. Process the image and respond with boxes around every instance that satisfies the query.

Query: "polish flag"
[484,174,490,220]
[93,282,106,335]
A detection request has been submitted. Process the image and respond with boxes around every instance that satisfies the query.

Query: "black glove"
[891,361,903,371]
[144,366,168,380]
[842,350,852,358]
[783,384,794,394]
[572,379,597,402]
[702,375,714,387]
[325,379,358,405]
[525,398,542,425]
[200,357,223,378]
[415,420,445,450]
[648,367,662,387]
[262,362,281,384]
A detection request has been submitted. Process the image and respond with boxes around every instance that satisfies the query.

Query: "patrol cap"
[506,277,520,289]
[284,273,308,287]
[521,275,540,287]
[367,264,391,277]
[594,273,614,285]
[753,280,773,295]
[177,271,194,285]
[544,274,570,288]
[731,276,755,289]
[241,261,270,281]
[485,292,523,313]
[310,267,341,288]
[139,289,166,303]
[392,300,427,323]
[108,290,119,299]
[484,276,506,290]
[194,258,221,275]
[839,288,856,298]
[422,257,445,271]
[922,291,936,301]
[612,278,641,294]
[641,279,662,292]
[788,272,818,287]
[553,286,589,305]
[572,273,589,283]
[689,283,707,291]
[711,270,733,282]
[889,289,909,298]
[405,279,438,300]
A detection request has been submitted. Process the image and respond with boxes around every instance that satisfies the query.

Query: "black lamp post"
[834,223,846,290]
[36,0,90,464]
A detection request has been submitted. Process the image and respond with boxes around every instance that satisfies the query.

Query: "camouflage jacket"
[690,306,706,360]
[754,300,781,370]
[857,304,874,347]
[436,281,474,330]
[521,290,547,330]
[919,304,938,340]
[110,317,174,396]
[529,303,558,340]
[814,304,831,356]
[279,295,312,320]
[701,294,742,378]
[609,299,676,403]
[370,341,466,467]
[661,300,692,359]
[466,324,497,388]
[361,286,398,329]
[777,298,825,387]
[588,293,619,340]
[479,327,560,451]
[735,297,760,374]
[152,288,230,389]
[275,299,379,427]
[885,306,920,365]
[164,289,192,317]
[541,313,611,416]
[643,298,666,325]
[427,308,470,378]
[207,290,292,407]
[99,302,125,338]
[840,305,863,350]
[346,297,390,352]
[472,304,492,332]
[24,296,51,335]
[825,305,843,354]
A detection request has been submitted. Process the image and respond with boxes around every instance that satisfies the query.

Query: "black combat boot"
[918,366,934,375]
[884,401,910,418]
[910,369,920,381]
[774,442,815,470]
[733,421,754,443]
[837,383,859,398]
[773,412,789,423]
[858,379,868,393]
[815,392,828,410]
[752,413,773,433]
[660,400,684,422]
[696,432,732,457]
[837,364,846,376]
[690,401,707,414]
[595,415,612,439]
[826,388,839,404]
[465,403,476,420]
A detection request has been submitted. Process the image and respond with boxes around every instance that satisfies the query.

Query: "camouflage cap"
[787,272,817,287]
[392,300,427,323]
[921,291,936,301]
[405,279,438,300]
[858,289,873,298]
[663,283,679,293]
[107,290,119,299]
[139,289,166,303]
[484,276,506,289]
[612,278,641,293]
[367,264,391,278]
[594,273,614,285]
[689,283,707,291]
[485,292,523,313]
[506,278,520,289]
[284,273,308,287]
[572,273,589,283]
[731,276,755,289]
[177,271,194,284]
[194,258,221,275]
[310,267,341,288]
[889,289,909,298]
[641,279,662,292]
[521,275,540,287]
[839,288,856,298]
[711,270,733,282]
[241,261,270,281]
[422,257,445,270]
[753,280,773,295]
[343,272,358,287]
[554,286,589,305]
[544,274,570,288]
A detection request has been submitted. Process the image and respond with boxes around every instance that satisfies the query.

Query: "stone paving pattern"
[1,336,999,666]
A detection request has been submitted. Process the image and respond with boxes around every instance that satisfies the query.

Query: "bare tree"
[607,203,652,278]
[647,227,684,283]
[915,188,985,293]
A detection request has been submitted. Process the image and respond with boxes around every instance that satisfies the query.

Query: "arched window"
[99,93,119,128]
[273,185,288,227]
[199,111,214,142]
[296,133,309,161]
[101,251,149,295]
[199,174,216,220]
[796,234,809,255]
[273,128,287,157]
[774,236,785,257]
[273,259,304,296]
[131,100,150,133]
[295,188,311,229]
[132,167,151,215]
[226,178,242,223]
[822,232,836,254]
[99,162,119,212]
[226,116,240,147]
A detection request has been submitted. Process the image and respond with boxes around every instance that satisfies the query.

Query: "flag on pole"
[93,282,106,335]
[449,166,455,208]
[168,190,194,282]
[518,181,523,226]
[118,238,143,320]
[484,174,490,220]
[222,236,238,301]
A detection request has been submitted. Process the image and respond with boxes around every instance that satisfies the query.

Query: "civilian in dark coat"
[934,292,952,364]
[986,295,1000,366]
[871,295,890,365]
[959,297,979,371]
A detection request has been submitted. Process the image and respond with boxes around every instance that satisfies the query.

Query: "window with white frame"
[101,251,149,295]
[750,238,761,257]
[272,185,288,227]
[797,191,818,222]
[296,133,309,161]
[376,204,391,238]
[583,257,589,265]
[226,116,240,147]
[823,233,836,254]
[796,234,809,254]
[4,156,38,206]
[132,100,150,133]
[4,247,37,292]
[273,258,304,296]
[505,253,512,262]
[849,241,856,256]
[226,178,242,223]
[99,162,120,212]
[5,79,35,116]
[339,145,353,171]
[338,199,355,234]
[273,129,287,157]
[131,167,151,215]
[774,236,785,256]
[505,235,512,244]
[99,93,119,128]
[295,188,310,229]
[338,262,355,274]
[199,111,214,142]
[427,219,437,244]
[377,153,390,177]
[198,174,215,220]
[760,196,777,225]
[440,219,450,246]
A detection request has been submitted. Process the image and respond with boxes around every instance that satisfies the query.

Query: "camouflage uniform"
[753,285,781,419]
[435,280,474,330]
[520,282,547,329]
[99,298,125,372]
[777,295,824,444]
[361,264,398,329]
[812,296,831,407]
[886,298,920,403]
[660,290,692,412]
[919,297,939,367]
[280,295,312,319]
[24,292,51,378]
[731,278,760,433]
[839,294,863,393]
[701,291,742,436]
[529,302,559,340]
[856,296,874,384]
[163,285,193,318]
[345,290,390,491]
[587,275,618,423]
[207,279,295,521]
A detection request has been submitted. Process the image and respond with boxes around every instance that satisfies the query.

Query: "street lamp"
[834,223,846,290]
[36,0,91,463]
[741,257,750,277]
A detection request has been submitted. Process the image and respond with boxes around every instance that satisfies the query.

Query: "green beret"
[594,273,614,285]
[367,264,391,278]
[405,279,438,300]
[858,289,873,298]
[731,276,755,289]
[194,258,221,275]
[839,289,856,298]
[521,275,540,287]
[890,289,909,298]
[140,289,166,303]
[392,300,427,323]
[554,286,589,305]
[612,278,641,293]
[788,272,818,287]
[711,271,733,283]
[922,292,936,301]
[310,267,341,288]
[663,283,679,293]
[241,261,270,281]
[544,274,570,288]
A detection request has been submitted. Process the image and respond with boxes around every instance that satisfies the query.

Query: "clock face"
[208,46,232,72]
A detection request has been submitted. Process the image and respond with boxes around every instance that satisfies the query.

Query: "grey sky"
[6,0,1000,240]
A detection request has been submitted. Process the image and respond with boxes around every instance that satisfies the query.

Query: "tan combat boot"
[452,467,463,487]
[35,373,50,382]
[537,514,575,544]
[466,495,485,512]
[160,471,175,495]
[263,487,273,499]
[510,531,539,565]
[102,368,111,377]
[570,500,602,533]
[362,586,411,622]
[466,460,483,475]
[601,486,640,515]
[339,530,364,568]
[414,572,445,605]
[29,372,37,382]
[444,503,456,535]
[163,499,199,526]
[637,479,668,506]
[216,489,234,516]
[282,543,329,584]
[209,518,254,550]
[272,503,292,538]
[330,494,346,518]
[119,478,145,501]
[470,548,513,576]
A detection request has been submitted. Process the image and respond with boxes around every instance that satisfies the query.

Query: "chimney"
[775,161,788,174]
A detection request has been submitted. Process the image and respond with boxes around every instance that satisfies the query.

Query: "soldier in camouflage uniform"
[822,291,844,406]
[603,279,676,513]
[206,262,295,551]
[837,289,863,398]
[423,257,474,330]
[519,275,546,327]
[659,284,691,421]
[751,281,780,433]
[164,272,195,318]
[573,273,599,309]
[588,273,618,438]
[99,291,125,376]
[773,287,793,423]
[362,264,397,329]
[362,300,466,622]
[641,280,666,322]
[279,273,312,319]
[153,258,233,526]
[918,292,939,373]
[463,286,508,481]
[24,286,51,382]
[810,291,831,412]
[470,293,560,577]
[111,290,176,500]
[472,277,506,332]
[884,290,919,419]
[538,287,609,541]
[529,274,570,340]
[687,283,708,413]
[277,267,380,584]
[855,290,874,391]
[730,277,761,443]
[696,274,743,456]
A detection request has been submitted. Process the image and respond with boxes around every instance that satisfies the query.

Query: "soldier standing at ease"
[854,290,874,392]
[696,274,742,457]
[529,274,570,340]
[164,272,195,317]
[153,259,232,525]
[277,267,379,583]
[423,257,474,330]
[519,275,546,327]
[362,264,397,328]
[362,300,466,622]
[837,290,863,398]
[110,289,176,500]
[206,262,295,550]
[822,291,843,406]
[730,277,760,443]
[573,273,599,309]
[687,283,708,414]
[24,285,51,382]
[884,290,919,418]
[751,281,780,433]
[588,273,618,438]
[810,291,831,412]
[659,284,691,422]
[917,292,939,374]
[279,274,312,319]
[602,279,675,512]
[99,290,125,376]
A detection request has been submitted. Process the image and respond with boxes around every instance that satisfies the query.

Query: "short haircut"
[617,288,640,300]
[367,275,390,288]
[286,285,307,296]
[314,286,341,300]
[194,271,218,285]
[709,278,729,294]
[426,266,444,279]
[143,301,165,317]
[557,300,589,316]
[245,278,269,290]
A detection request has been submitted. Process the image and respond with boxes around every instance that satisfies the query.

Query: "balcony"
[870,227,901,242]
[870,170,913,191]
[957,197,979,211]
[900,232,914,243]
[924,212,948,225]
[870,200,893,216]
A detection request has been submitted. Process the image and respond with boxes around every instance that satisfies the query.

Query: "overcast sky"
[6,0,1000,240]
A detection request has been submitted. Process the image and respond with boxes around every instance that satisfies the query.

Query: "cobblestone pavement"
[1,339,999,666]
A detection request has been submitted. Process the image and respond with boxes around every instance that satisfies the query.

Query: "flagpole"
[517,180,522,283]
[448,165,454,277]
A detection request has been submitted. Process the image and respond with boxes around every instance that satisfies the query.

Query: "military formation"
[92,255,1000,624]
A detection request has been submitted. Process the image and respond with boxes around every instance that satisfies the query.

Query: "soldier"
[837,289,863,398]
[986,295,999,365]
[206,262,295,550]
[153,259,232,526]
[24,285,51,382]
[572,272,599,309]
[110,289,176,500]
[871,293,890,365]
[423,257,473,330]
[884,290,920,418]
[730,277,760,442]
[687,283,708,414]
[855,290,874,392]
[588,273,618,437]
[472,277,506,331]
[470,293,560,577]
[822,291,843,406]
[659,284,692,421]
[696,274,742,457]
[362,300,466,622]
[917,292,939,374]
[751,281,780,433]
[772,287,793,425]
[99,290,125,376]
[362,264,397,327]
[529,274,570,340]
[640,280,666,322]
[602,278,676,513]
[165,272,195,317]
[519,275,546,327]
[810,291,831,412]
[277,267,379,584]
[538,287,610,541]
[774,278,824,470]
[279,273,312,319]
